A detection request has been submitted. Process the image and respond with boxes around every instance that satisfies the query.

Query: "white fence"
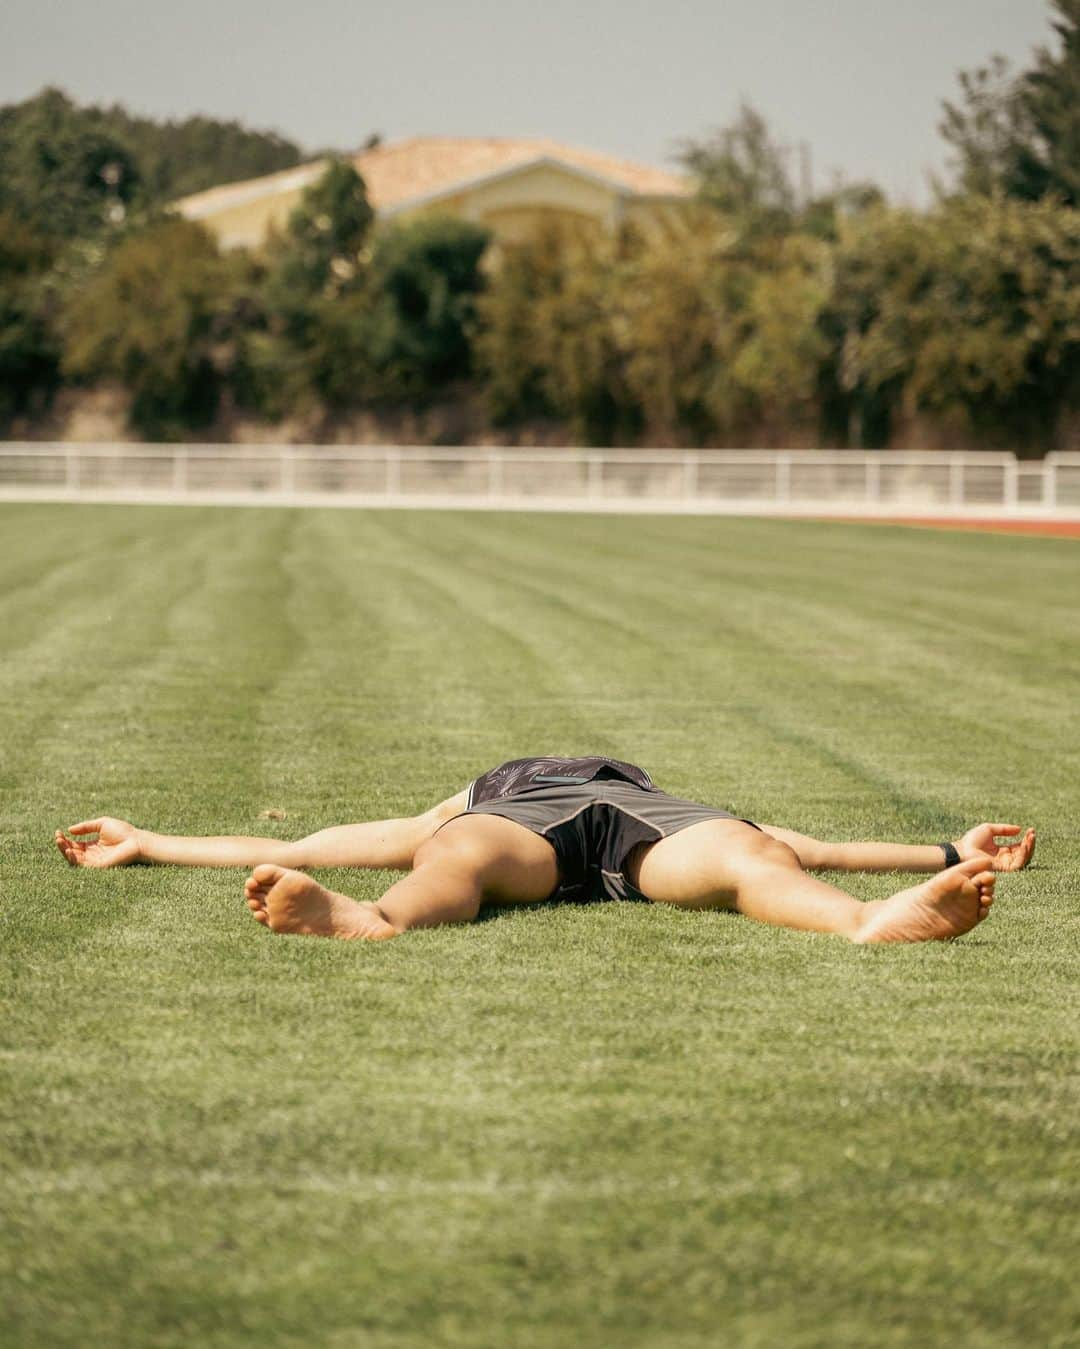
[2,443,1079,517]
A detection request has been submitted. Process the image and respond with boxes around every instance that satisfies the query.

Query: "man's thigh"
[628,818,774,909]
[426,812,560,904]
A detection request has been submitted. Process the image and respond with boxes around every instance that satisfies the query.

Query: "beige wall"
[187,189,306,250]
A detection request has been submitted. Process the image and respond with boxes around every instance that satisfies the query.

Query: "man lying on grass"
[55,754,1035,945]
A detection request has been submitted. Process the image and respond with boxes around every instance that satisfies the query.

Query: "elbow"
[275,839,306,869]
[799,839,832,870]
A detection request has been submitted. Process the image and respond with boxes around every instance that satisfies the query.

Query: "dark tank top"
[468,755,654,807]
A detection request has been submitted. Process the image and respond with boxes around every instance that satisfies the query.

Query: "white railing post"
[949,455,964,508]
[682,453,698,500]
[488,450,504,498]
[385,448,401,496]
[866,456,881,503]
[775,454,791,503]
[1003,456,1019,509]
[587,453,602,498]
[1045,456,1057,509]
[281,447,297,495]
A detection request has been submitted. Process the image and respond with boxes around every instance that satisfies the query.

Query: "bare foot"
[244,865,397,940]
[854,857,996,944]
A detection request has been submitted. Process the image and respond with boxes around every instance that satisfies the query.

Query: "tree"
[679,103,798,236]
[940,2,1080,205]
[0,88,305,239]
[119,111,302,203]
[800,182,886,242]
[254,161,376,411]
[259,162,489,412]
[1013,0,1080,204]
[0,89,140,238]
[939,56,1031,199]
[476,223,632,444]
[477,214,829,447]
[822,197,1080,451]
[0,211,60,424]
[63,219,254,437]
[363,214,491,396]
[271,159,374,298]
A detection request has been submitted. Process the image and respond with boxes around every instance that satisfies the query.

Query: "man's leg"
[244,814,559,940]
[629,820,996,944]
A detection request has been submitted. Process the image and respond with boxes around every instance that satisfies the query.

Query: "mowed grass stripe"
[2,505,1077,1349]
[374,512,1078,835]
[0,510,243,828]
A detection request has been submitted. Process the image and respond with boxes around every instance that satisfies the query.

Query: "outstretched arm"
[55,791,469,871]
[758,822,1036,874]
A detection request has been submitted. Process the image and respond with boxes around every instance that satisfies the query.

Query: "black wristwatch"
[939,841,961,869]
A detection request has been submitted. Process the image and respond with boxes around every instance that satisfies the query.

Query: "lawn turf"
[1,504,1078,1348]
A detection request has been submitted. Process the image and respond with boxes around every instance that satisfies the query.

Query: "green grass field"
[2,504,1078,1348]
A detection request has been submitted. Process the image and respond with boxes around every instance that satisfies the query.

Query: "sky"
[0,0,1056,204]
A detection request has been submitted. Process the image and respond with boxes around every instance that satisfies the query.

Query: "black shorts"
[459,772,757,903]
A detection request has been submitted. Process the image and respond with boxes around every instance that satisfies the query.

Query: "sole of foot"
[854,856,996,944]
[244,864,397,940]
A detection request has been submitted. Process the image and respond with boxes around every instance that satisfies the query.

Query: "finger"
[56,832,80,860]
[1002,833,1035,870]
[67,820,103,836]
[989,824,1021,836]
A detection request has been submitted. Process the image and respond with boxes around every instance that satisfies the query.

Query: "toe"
[253,863,283,885]
[246,897,265,911]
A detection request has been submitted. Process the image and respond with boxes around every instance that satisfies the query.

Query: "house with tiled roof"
[173,135,693,249]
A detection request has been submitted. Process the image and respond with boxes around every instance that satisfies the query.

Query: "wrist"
[133,829,154,862]
[939,840,962,869]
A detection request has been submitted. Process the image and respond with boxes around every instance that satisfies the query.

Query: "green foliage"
[363,214,491,392]
[271,159,374,301]
[800,182,887,242]
[1014,0,1080,204]
[0,89,140,239]
[0,211,61,424]
[0,87,302,239]
[679,103,799,238]
[62,219,256,437]
[478,217,829,446]
[940,2,1080,206]
[119,110,302,203]
[824,196,1080,449]
[939,56,1032,199]
[255,162,378,412]
[477,224,632,444]
[260,199,490,413]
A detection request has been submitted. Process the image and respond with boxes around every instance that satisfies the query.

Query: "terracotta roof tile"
[175,136,690,217]
[352,136,691,207]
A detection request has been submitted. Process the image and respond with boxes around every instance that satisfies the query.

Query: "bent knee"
[413,830,487,876]
[737,830,803,872]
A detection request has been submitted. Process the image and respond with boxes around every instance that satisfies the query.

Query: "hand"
[55,817,142,868]
[955,823,1036,872]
